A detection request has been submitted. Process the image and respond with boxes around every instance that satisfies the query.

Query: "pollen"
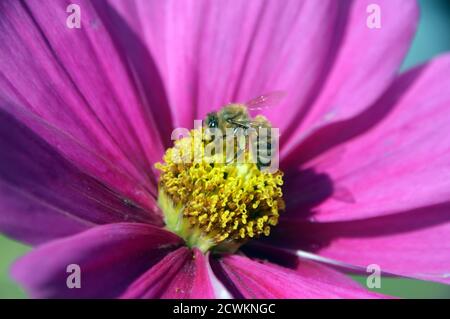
[155,129,285,253]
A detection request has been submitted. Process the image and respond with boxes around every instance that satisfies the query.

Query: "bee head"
[206,112,219,129]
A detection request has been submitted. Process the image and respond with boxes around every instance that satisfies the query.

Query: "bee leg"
[226,148,245,164]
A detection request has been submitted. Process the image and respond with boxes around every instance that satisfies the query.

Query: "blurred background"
[1,0,450,298]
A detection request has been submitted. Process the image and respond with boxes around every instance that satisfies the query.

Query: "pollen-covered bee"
[204,92,284,169]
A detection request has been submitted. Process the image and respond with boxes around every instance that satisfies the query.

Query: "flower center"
[155,128,285,253]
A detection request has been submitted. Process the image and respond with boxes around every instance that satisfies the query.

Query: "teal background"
[1,0,450,298]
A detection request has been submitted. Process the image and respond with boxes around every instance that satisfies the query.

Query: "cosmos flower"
[0,0,449,299]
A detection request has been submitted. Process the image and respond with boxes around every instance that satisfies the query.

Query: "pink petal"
[121,247,215,299]
[11,223,183,298]
[212,254,384,298]
[287,54,450,222]
[282,0,419,164]
[0,110,162,245]
[0,0,167,211]
[271,203,450,284]
[107,0,352,132]
[0,180,88,245]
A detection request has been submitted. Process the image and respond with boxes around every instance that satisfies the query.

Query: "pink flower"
[0,0,448,298]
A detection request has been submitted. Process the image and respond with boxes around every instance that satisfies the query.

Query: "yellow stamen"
[155,129,285,253]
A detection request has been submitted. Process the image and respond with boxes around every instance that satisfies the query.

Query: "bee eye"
[208,117,218,128]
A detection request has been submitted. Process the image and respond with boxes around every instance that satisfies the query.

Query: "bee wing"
[226,118,261,129]
[245,91,286,111]
[227,118,273,132]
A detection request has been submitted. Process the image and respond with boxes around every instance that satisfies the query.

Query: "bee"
[204,91,284,169]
